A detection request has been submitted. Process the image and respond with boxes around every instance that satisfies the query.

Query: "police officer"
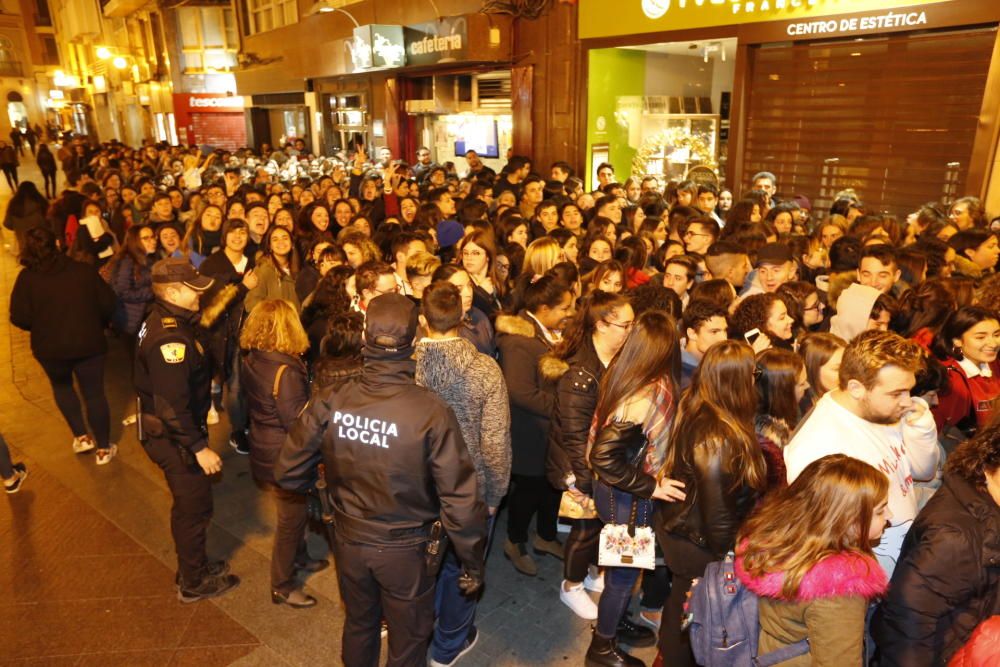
[276,293,487,667]
[135,257,240,602]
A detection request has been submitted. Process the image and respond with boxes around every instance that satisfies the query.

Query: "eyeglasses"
[603,319,634,331]
[462,250,485,258]
[803,302,824,312]
[684,231,711,239]
[374,284,401,296]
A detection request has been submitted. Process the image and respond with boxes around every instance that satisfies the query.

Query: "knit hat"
[364,293,419,357]
[436,219,464,249]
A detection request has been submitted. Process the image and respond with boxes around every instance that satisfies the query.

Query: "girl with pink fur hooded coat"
[735,455,892,666]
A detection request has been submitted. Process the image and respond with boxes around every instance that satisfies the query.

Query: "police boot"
[585,631,645,667]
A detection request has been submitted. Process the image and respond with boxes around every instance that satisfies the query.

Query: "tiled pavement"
[0,165,658,666]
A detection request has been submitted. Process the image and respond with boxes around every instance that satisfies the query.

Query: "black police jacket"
[274,356,487,576]
[134,301,211,454]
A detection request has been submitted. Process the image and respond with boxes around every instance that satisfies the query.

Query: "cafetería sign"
[579,0,950,39]
[404,17,468,66]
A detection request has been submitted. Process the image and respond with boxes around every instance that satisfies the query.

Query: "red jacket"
[932,358,1000,433]
[949,616,1000,667]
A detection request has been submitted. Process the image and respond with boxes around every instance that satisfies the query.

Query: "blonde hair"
[405,250,441,280]
[738,454,888,599]
[240,299,309,355]
[523,237,562,277]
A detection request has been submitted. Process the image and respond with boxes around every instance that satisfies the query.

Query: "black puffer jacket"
[242,350,309,485]
[543,338,604,492]
[873,471,1000,667]
[496,312,556,477]
[589,421,657,498]
[9,255,116,361]
[654,415,763,559]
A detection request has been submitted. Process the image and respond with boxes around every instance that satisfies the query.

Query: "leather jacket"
[655,424,762,559]
[588,421,657,499]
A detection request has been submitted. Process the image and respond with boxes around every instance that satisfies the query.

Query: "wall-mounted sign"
[174,94,245,113]
[580,0,951,40]
[786,7,928,35]
[405,17,468,66]
[349,25,406,73]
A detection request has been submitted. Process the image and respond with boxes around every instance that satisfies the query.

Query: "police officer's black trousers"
[334,536,436,667]
[141,436,213,585]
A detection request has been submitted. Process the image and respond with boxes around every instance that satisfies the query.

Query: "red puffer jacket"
[949,616,1000,667]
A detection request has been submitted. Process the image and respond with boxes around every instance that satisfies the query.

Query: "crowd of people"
[4,134,1000,667]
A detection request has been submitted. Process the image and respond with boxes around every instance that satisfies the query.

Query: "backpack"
[686,552,810,667]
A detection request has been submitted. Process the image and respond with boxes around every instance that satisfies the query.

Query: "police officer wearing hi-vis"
[135,257,240,603]
[276,293,487,667]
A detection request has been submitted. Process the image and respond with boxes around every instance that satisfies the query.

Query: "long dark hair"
[552,290,630,362]
[260,224,301,276]
[661,340,765,491]
[107,224,153,280]
[19,226,60,269]
[896,279,957,338]
[933,306,1000,361]
[755,348,806,427]
[594,309,680,428]
[7,181,48,216]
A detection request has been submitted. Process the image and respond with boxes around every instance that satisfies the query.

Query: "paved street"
[0,165,657,666]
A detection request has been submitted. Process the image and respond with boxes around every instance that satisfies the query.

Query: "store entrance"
[586,38,736,191]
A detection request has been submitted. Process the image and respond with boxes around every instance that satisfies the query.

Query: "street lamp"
[96,46,112,60]
[112,56,127,69]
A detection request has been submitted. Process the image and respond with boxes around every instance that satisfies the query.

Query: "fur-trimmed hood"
[952,255,983,280]
[755,414,792,448]
[736,550,888,602]
[539,353,569,381]
[495,312,538,339]
[199,283,239,328]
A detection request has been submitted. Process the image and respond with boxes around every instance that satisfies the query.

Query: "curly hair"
[240,299,309,355]
[730,293,782,340]
[945,420,1000,492]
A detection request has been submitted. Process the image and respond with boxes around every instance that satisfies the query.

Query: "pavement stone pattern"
[0,165,659,666]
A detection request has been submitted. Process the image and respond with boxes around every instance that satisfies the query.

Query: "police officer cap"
[755,242,794,268]
[365,293,419,352]
[151,257,214,291]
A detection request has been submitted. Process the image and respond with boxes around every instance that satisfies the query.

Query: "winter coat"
[313,359,362,395]
[3,198,47,248]
[10,255,116,361]
[873,472,1000,666]
[36,149,57,173]
[415,337,512,508]
[948,616,1000,667]
[932,358,1000,436]
[496,312,557,477]
[736,550,888,667]
[242,350,309,485]
[755,414,791,492]
[460,307,496,358]
[198,250,251,379]
[543,338,605,492]
[110,254,154,335]
[589,421,657,498]
[244,258,300,314]
[655,413,763,559]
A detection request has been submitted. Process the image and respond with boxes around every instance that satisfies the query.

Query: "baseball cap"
[755,242,794,268]
[151,257,214,291]
[364,293,419,353]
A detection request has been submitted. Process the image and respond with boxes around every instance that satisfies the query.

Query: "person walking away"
[415,281,511,666]
[134,257,239,602]
[276,293,487,667]
[9,227,117,464]
[240,299,328,608]
[3,181,48,254]
[9,127,23,156]
[586,310,689,667]
[0,140,19,191]
[1,432,28,494]
[36,144,58,199]
[24,124,36,156]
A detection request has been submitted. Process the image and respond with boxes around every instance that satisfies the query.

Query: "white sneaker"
[560,581,598,620]
[206,405,219,425]
[583,571,605,593]
[96,445,118,466]
[72,435,96,454]
[121,413,137,426]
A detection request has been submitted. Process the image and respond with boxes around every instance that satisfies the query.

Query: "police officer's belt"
[332,507,433,545]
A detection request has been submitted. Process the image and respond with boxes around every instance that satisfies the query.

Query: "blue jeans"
[594,481,652,639]
[431,514,496,663]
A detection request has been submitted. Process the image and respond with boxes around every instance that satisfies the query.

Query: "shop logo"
[189,97,243,109]
[641,0,824,20]
[642,0,670,19]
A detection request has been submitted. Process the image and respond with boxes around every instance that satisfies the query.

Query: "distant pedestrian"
[24,125,37,155]
[3,181,48,252]
[9,127,23,157]
[0,140,19,191]
[36,144,57,198]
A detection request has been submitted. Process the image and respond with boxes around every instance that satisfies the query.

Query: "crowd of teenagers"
[4,134,1000,667]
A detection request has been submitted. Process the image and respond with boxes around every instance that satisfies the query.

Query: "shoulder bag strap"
[272,364,288,400]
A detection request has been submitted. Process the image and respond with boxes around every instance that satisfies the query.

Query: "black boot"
[617,614,657,647]
[585,632,645,667]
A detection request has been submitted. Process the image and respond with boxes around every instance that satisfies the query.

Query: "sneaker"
[503,539,537,576]
[72,435,96,454]
[4,463,27,494]
[429,626,479,666]
[175,560,231,587]
[206,405,219,425]
[583,570,605,593]
[560,581,598,620]
[229,431,249,455]
[532,536,565,560]
[637,608,661,631]
[177,573,240,603]
[95,445,118,466]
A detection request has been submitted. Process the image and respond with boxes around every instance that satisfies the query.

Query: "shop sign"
[349,25,406,72]
[785,8,927,35]
[579,0,951,39]
[404,17,468,66]
[175,94,245,113]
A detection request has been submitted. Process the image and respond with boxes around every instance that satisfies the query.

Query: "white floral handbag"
[598,496,656,570]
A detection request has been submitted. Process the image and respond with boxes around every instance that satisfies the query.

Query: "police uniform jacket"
[134,301,211,454]
[274,355,487,576]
